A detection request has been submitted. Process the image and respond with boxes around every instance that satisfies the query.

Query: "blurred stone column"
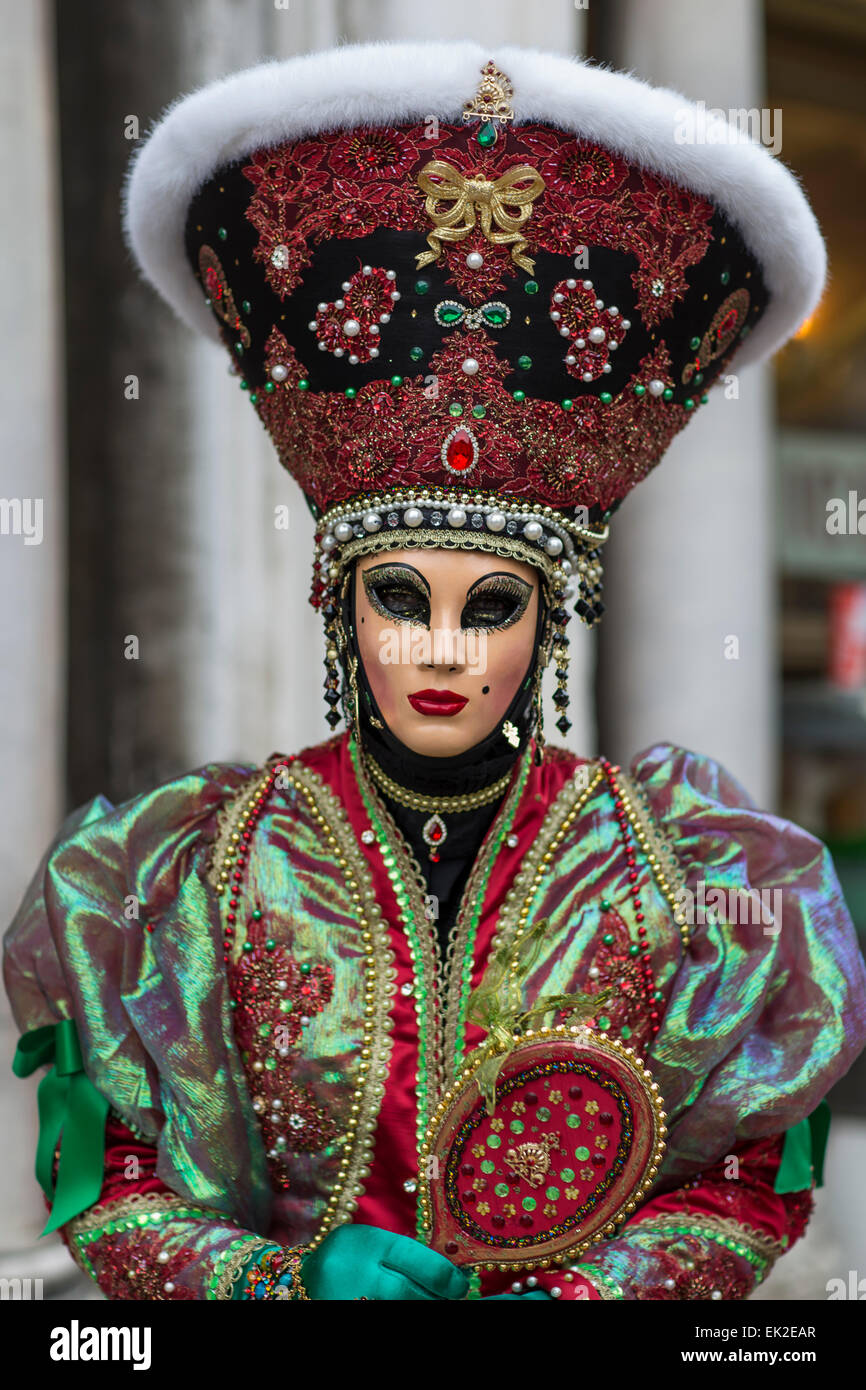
[0,0,74,1291]
[595,0,776,805]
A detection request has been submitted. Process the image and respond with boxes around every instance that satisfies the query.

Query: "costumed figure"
[5,41,866,1302]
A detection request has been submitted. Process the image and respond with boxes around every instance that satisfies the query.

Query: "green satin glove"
[301,1224,470,1300]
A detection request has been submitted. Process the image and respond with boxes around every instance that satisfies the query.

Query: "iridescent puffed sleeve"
[3,762,280,1298]
[535,741,866,1301]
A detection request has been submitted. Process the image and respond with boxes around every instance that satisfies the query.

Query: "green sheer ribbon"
[12,1019,109,1235]
[465,916,611,1114]
[773,1098,831,1195]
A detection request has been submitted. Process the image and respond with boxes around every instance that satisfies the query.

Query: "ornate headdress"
[125,41,824,732]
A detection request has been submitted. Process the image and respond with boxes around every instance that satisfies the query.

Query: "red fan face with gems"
[420,1027,666,1271]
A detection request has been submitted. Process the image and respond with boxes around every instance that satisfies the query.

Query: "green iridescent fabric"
[4,736,866,1301]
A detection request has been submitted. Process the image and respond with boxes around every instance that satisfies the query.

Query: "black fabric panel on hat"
[184,159,768,412]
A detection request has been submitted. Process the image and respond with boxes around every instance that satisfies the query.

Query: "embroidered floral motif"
[199,245,250,347]
[583,908,654,1049]
[231,944,338,1187]
[185,117,762,533]
[311,264,400,365]
[549,278,628,382]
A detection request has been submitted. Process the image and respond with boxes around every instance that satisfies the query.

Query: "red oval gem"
[445,428,474,471]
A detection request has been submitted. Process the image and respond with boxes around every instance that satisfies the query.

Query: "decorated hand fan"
[419,921,667,1273]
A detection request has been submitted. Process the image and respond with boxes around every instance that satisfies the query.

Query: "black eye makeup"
[461,572,533,633]
[361,563,431,627]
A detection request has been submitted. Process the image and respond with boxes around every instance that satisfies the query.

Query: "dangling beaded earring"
[322,619,343,729]
[547,573,573,736]
[574,540,606,627]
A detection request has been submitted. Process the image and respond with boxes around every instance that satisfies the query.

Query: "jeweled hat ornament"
[419,918,667,1271]
[124,40,825,733]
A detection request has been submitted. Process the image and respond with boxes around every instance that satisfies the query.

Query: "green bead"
[602,932,614,946]
[689,336,701,351]
[265,1057,276,1071]
[234,342,244,355]
[701,392,709,404]
[629,944,639,957]
[545,1186,560,1202]
[561,399,573,412]
[476,120,497,148]
[481,1160,495,1174]
[239,379,248,391]
[264,381,275,393]
[297,379,309,391]
[598,1015,611,1031]
[409,346,424,361]
[566,1114,581,1129]
[512,389,526,402]
[537,1107,551,1122]
[448,402,463,417]
[242,941,253,952]
[414,279,430,295]
[720,269,730,285]
[684,397,695,410]
[599,391,613,405]
[600,898,611,911]
[471,404,486,418]
[522,1196,536,1212]
[217,227,227,241]
[633,384,646,397]
[345,387,357,399]
[621,1025,632,1040]
[494,1182,509,1197]
[693,372,704,385]
[241,300,251,314]
[300,962,312,975]
[229,999,238,1010]
[663,387,674,401]
[560,1169,575,1183]
[523,280,539,295]
[258,1022,271,1038]
[249,393,257,404]
[509,1119,524,1133]
[279,999,293,1014]
[390,375,403,387]
[265,938,276,950]
[575,1146,590,1161]
[486,1133,501,1149]
[517,354,532,370]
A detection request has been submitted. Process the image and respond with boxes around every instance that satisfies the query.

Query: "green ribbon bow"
[465,917,612,1114]
[774,1099,831,1195]
[12,1019,109,1235]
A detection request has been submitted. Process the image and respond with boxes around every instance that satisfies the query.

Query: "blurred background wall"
[1,0,863,1298]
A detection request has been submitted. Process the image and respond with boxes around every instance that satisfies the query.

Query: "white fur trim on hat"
[123,39,825,369]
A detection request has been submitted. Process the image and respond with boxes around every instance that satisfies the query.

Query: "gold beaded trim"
[365,751,513,813]
[608,769,692,949]
[210,1235,280,1301]
[321,489,610,547]
[266,760,397,1250]
[491,762,606,965]
[418,1023,667,1273]
[337,529,568,592]
[206,756,397,1250]
[629,1209,785,1271]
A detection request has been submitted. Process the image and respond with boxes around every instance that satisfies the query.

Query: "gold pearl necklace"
[364,752,513,862]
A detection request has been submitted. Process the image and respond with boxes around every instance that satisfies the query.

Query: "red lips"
[407,688,469,717]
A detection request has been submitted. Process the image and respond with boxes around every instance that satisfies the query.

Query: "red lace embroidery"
[230,120,724,518]
[231,944,338,1187]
